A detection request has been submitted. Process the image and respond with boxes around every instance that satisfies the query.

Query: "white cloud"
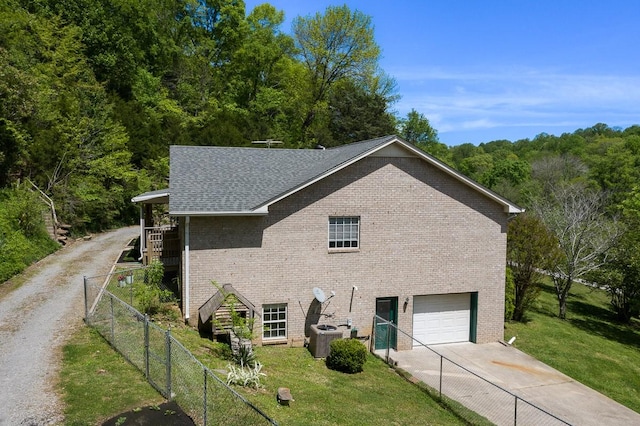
[391,66,640,138]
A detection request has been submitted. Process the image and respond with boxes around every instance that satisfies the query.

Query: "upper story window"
[328,216,360,249]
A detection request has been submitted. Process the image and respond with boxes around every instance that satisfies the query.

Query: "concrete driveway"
[381,342,640,426]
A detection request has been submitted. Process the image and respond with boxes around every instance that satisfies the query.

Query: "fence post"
[165,328,172,399]
[203,368,208,425]
[439,355,443,399]
[514,395,518,426]
[83,276,89,323]
[144,315,150,379]
[110,295,115,343]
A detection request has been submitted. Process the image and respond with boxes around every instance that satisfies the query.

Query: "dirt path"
[0,226,138,426]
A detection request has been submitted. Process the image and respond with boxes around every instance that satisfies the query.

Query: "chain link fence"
[372,316,570,426]
[83,270,277,426]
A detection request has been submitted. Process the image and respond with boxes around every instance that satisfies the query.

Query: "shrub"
[226,361,265,389]
[326,338,367,374]
[230,336,256,366]
[135,260,172,314]
[0,187,58,281]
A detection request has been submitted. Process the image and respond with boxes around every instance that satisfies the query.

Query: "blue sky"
[244,0,640,146]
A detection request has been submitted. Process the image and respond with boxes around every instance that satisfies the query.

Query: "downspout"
[138,205,145,261]
[184,216,190,322]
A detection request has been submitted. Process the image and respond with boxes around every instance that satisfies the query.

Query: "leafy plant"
[232,342,256,366]
[0,186,58,282]
[210,282,257,364]
[135,260,172,314]
[226,361,265,389]
[326,338,367,374]
[504,267,515,320]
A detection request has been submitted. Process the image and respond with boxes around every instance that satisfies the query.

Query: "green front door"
[375,297,398,350]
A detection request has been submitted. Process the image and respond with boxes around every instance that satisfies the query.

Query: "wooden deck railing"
[143,226,180,269]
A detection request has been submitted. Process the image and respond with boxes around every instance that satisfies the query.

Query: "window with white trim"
[328,216,360,249]
[263,304,287,340]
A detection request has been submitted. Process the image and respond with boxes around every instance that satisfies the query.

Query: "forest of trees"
[1,1,639,321]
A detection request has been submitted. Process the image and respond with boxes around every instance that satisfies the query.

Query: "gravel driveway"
[0,226,138,426]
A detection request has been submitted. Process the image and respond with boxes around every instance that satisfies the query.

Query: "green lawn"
[505,280,640,413]
[60,326,165,426]
[64,305,470,425]
[64,270,640,424]
[238,346,471,426]
[170,327,473,425]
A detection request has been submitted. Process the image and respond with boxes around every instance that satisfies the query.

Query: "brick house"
[133,136,522,350]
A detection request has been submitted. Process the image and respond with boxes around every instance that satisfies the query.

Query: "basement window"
[328,216,360,249]
[263,304,287,340]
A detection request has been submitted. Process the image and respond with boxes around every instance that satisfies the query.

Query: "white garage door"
[413,294,470,345]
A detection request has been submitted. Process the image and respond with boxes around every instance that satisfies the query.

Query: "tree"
[584,136,640,208]
[400,109,438,145]
[293,5,380,142]
[533,182,621,319]
[326,79,396,146]
[399,109,451,162]
[504,267,515,320]
[598,187,640,322]
[507,213,561,321]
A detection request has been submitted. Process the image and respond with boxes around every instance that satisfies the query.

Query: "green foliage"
[504,267,515,321]
[4,0,640,259]
[135,260,172,314]
[292,4,383,143]
[0,187,58,282]
[400,109,438,145]
[226,361,265,389]
[399,109,452,164]
[507,213,561,321]
[326,338,367,374]
[231,343,256,367]
[325,79,396,146]
[598,187,640,322]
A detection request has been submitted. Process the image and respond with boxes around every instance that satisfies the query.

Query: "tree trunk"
[558,297,567,319]
[555,275,572,319]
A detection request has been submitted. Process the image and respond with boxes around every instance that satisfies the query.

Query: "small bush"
[231,338,256,366]
[135,260,172,314]
[326,338,367,374]
[226,361,265,389]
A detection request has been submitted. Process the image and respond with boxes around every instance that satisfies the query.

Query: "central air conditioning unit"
[309,324,343,358]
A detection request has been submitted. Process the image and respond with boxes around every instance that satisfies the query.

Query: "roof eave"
[131,191,170,204]
[170,206,269,217]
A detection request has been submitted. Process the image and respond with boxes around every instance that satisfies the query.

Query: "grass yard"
[237,346,468,425]
[170,327,472,425]
[60,326,165,426]
[64,304,470,425]
[505,280,640,413]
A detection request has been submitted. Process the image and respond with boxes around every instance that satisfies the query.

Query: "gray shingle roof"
[169,136,397,214]
[167,135,523,215]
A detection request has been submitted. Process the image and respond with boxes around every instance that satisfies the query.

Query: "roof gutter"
[170,206,269,217]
